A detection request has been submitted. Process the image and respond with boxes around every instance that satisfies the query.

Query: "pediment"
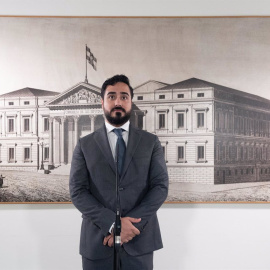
[47,82,101,107]
[134,80,169,93]
[58,88,101,105]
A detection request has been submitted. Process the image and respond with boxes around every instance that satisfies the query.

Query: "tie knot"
[113,128,124,138]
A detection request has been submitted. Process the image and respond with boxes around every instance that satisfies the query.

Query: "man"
[69,74,168,270]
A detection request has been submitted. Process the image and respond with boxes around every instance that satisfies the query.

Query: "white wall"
[1,1,270,269]
[1,204,270,270]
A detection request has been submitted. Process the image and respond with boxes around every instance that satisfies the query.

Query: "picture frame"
[1,16,270,203]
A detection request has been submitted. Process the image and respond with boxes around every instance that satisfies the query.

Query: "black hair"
[101,74,134,99]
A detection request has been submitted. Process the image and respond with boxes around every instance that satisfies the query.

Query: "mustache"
[111,107,126,113]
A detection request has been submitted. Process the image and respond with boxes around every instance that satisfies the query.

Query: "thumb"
[129,217,141,223]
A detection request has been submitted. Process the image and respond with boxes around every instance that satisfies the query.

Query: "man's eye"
[108,96,115,99]
[121,96,128,100]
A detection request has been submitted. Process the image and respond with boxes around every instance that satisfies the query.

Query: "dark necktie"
[113,128,126,176]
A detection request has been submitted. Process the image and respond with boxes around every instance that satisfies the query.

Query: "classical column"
[14,143,17,163]
[152,106,156,134]
[31,112,35,135]
[89,115,96,133]
[73,116,79,147]
[60,116,66,164]
[169,106,173,133]
[166,109,169,134]
[17,112,20,136]
[3,112,6,136]
[189,104,193,133]
[143,111,147,130]
[205,107,209,132]
[48,117,54,169]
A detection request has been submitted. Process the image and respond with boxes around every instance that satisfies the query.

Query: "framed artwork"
[0,16,270,203]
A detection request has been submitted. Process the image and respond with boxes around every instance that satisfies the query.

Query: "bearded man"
[70,74,168,270]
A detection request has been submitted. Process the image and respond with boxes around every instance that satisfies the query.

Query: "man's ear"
[101,98,104,109]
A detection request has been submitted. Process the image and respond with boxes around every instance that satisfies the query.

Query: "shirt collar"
[105,120,130,133]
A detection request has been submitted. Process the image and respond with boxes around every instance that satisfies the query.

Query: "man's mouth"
[112,108,125,113]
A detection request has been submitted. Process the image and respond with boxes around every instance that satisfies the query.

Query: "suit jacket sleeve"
[69,139,115,236]
[125,135,169,231]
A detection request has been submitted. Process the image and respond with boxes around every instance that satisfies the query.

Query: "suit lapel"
[121,125,142,180]
[93,124,142,179]
[94,125,116,175]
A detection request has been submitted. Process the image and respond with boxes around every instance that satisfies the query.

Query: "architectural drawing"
[1,77,270,185]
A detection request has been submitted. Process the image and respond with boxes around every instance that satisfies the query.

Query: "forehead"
[105,82,131,95]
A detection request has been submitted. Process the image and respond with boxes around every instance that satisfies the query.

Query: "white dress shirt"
[105,120,130,160]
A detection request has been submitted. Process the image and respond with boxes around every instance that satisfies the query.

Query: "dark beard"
[104,109,131,126]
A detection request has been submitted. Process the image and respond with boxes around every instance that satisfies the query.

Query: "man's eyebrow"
[106,91,116,95]
[120,92,129,96]
[106,91,129,96]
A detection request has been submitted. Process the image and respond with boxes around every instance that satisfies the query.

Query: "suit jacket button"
[119,187,124,191]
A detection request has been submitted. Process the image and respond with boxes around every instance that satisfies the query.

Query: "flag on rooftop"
[86,45,97,71]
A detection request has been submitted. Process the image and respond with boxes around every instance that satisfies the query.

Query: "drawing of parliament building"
[1,77,270,185]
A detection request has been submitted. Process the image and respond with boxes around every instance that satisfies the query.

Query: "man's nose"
[114,96,122,106]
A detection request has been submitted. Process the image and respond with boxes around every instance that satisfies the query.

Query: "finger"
[103,236,109,245]
[108,238,114,247]
[128,217,141,223]
[120,238,129,245]
[103,236,110,245]
[103,235,111,245]
[131,227,140,235]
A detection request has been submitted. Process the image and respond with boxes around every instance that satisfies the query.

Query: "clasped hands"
[103,217,141,247]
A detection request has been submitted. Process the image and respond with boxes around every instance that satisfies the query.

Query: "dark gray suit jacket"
[69,124,168,260]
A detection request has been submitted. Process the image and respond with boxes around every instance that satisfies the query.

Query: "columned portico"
[48,109,104,166]
[45,82,105,167]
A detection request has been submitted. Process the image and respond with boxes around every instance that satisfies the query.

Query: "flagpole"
[85,44,88,83]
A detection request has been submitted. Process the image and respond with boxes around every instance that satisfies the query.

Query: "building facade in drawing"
[1,78,270,185]
[134,78,270,184]
[0,87,59,171]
